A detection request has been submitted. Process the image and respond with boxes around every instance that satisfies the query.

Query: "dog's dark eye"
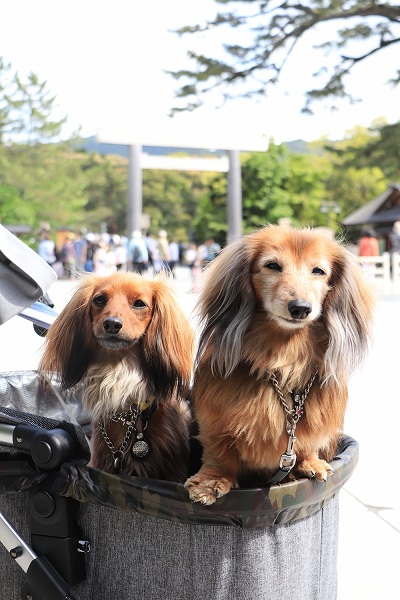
[93,294,107,306]
[312,267,326,276]
[264,262,282,272]
[132,299,147,308]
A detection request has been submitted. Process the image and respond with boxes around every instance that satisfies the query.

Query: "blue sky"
[1,0,399,148]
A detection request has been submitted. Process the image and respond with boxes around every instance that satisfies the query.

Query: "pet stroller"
[0,226,359,599]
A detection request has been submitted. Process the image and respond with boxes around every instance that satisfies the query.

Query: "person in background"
[204,238,221,265]
[74,231,87,273]
[358,228,379,278]
[114,235,127,271]
[168,238,180,275]
[184,243,197,272]
[37,230,57,267]
[196,241,208,268]
[151,240,162,274]
[185,242,203,292]
[128,230,148,274]
[358,229,379,256]
[95,240,107,274]
[104,243,117,275]
[157,230,171,272]
[59,235,76,279]
[144,232,157,269]
[84,234,97,272]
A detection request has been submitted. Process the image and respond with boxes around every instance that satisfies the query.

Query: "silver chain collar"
[98,403,150,473]
[268,369,318,473]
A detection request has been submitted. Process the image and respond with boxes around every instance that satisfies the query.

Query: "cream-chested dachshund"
[40,271,194,482]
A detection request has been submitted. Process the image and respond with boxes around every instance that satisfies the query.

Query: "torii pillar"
[227,149,242,244]
[127,144,143,237]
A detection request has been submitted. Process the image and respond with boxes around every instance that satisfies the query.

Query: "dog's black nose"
[103,317,123,334]
[288,300,312,320]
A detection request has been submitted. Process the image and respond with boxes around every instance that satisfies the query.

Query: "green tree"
[6,71,67,144]
[143,168,222,243]
[0,143,89,232]
[241,142,335,230]
[285,152,331,227]
[191,172,227,244]
[170,0,400,114]
[81,153,128,233]
[318,126,388,224]
[0,182,35,224]
[344,120,400,182]
[0,58,14,143]
[325,164,387,223]
[0,57,68,144]
[241,142,293,230]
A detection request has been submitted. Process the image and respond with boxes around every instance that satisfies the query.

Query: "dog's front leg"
[185,465,238,505]
[184,470,238,505]
[295,452,334,482]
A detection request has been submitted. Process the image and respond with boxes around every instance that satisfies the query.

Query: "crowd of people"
[37,228,221,290]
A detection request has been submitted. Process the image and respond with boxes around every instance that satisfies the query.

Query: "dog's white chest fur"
[83,358,148,421]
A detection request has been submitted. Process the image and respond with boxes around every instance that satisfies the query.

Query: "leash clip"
[279,433,297,471]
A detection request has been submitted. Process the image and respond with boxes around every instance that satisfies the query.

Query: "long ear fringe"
[39,277,97,389]
[142,282,194,399]
[323,249,375,386]
[196,239,255,377]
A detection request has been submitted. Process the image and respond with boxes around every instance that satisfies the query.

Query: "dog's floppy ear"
[323,247,375,385]
[196,238,255,377]
[39,276,98,389]
[141,279,194,399]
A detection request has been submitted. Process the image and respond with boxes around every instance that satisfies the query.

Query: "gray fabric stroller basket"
[0,370,358,600]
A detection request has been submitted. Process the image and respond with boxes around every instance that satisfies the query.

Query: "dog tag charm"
[131,433,150,458]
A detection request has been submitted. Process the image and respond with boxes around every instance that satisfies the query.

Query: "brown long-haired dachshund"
[39,271,194,482]
[185,225,375,504]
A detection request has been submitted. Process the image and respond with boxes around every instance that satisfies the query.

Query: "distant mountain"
[77,136,312,158]
[80,136,130,157]
[285,139,312,154]
[77,136,227,158]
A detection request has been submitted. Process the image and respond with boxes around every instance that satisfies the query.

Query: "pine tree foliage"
[169,0,400,113]
[0,60,67,144]
[0,58,15,143]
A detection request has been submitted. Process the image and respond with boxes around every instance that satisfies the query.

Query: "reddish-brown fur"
[185,226,375,504]
[39,271,194,482]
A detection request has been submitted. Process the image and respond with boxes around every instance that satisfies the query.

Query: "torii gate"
[97,129,267,244]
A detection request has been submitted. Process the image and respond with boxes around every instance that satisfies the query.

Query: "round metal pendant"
[131,433,150,458]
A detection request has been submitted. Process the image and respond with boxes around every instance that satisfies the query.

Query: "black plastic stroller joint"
[3,423,77,470]
[19,424,75,471]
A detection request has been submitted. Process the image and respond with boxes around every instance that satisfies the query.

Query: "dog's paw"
[296,458,334,482]
[184,474,234,505]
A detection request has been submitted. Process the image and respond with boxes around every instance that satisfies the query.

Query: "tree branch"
[169,0,400,114]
